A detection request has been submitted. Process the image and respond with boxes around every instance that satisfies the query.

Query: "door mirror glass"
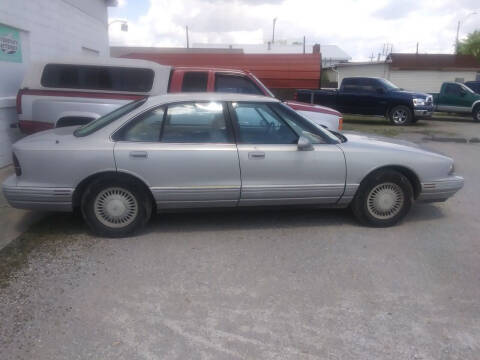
[297,135,314,151]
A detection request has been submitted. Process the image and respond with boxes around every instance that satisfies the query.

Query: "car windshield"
[377,78,400,91]
[461,84,475,93]
[249,73,275,97]
[74,98,147,137]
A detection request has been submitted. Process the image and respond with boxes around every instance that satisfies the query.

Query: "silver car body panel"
[3,93,464,214]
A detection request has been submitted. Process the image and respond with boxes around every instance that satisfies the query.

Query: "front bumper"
[2,175,73,211]
[417,175,464,202]
[414,105,434,118]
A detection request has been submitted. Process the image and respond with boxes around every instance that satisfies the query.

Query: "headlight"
[412,98,426,106]
[448,163,455,175]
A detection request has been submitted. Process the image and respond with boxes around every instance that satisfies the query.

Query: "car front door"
[230,102,346,206]
[439,83,472,112]
[113,101,241,209]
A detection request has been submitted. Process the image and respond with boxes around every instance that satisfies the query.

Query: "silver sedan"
[3,93,464,237]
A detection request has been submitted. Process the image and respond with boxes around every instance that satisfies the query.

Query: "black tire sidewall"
[81,178,152,238]
[473,106,480,122]
[389,105,412,126]
[352,170,413,227]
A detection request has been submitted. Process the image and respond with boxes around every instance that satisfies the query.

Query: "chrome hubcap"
[392,109,408,124]
[94,187,138,228]
[367,183,404,220]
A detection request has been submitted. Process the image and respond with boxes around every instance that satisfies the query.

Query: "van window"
[41,64,154,92]
[182,72,208,92]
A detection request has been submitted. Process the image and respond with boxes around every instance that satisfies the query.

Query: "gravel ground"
[0,118,479,360]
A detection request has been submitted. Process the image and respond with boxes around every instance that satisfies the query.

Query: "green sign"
[0,24,22,63]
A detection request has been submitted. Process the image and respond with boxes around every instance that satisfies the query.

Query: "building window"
[454,77,465,83]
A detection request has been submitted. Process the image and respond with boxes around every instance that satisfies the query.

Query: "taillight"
[12,153,22,176]
[16,88,24,114]
[338,117,343,131]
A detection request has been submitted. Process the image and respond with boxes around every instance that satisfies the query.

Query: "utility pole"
[303,36,306,54]
[455,12,478,54]
[272,17,277,44]
[416,42,419,54]
[186,25,189,49]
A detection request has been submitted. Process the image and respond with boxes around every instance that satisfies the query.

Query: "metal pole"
[303,36,305,54]
[272,18,277,44]
[186,26,189,49]
[455,20,461,54]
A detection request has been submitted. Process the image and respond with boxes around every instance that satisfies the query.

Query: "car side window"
[161,102,232,143]
[215,75,263,95]
[342,78,360,92]
[445,84,462,96]
[119,107,165,142]
[233,103,298,144]
[182,72,208,92]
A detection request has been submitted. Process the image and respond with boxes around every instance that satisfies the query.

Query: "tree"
[458,30,480,60]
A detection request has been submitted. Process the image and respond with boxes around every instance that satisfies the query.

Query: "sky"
[108,0,480,61]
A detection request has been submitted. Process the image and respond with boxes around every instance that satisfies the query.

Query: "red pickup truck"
[17,58,342,133]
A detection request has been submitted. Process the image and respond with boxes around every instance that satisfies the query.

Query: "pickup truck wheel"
[473,106,480,122]
[351,170,413,227]
[81,178,152,238]
[389,105,412,126]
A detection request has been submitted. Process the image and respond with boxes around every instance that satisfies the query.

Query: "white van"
[17,58,170,133]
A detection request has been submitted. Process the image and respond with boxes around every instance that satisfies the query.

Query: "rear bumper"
[2,175,73,211]
[417,176,464,202]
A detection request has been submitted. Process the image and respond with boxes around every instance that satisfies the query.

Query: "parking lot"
[1,116,479,359]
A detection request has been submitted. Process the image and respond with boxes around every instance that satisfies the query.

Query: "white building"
[0,0,116,167]
[334,53,480,93]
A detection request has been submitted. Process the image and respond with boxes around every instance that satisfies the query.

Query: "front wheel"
[351,170,413,227]
[81,178,152,237]
[473,106,480,122]
[389,105,412,126]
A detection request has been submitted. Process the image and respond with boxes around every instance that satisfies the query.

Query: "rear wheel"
[351,170,413,227]
[473,105,480,122]
[389,105,412,126]
[81,178,152,237]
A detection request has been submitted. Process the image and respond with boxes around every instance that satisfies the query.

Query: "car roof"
[147,92,279,105]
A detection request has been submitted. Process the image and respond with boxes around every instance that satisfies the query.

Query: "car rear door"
[113,101,241,209]
[230,102,346,206]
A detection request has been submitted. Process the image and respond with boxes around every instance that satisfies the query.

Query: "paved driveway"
[1,119,479,359]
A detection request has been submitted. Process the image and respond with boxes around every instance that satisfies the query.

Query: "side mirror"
[376,88,385,94]
[297,135,314,151]
[460,90,466,97]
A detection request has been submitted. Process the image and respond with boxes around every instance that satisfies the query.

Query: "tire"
[473,105,480,122]
[81,178,152,237]
[351,170,413,227]
[389,105,413,126]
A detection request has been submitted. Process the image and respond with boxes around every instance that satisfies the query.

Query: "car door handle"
[129,151,148,158]
[248,151,265,160]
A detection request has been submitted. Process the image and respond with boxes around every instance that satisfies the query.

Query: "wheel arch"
[385,102,413,117]
[72,171,155,210]
[359,165,422,199]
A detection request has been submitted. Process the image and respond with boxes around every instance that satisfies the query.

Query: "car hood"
[285,100,341,116]
[390,89,431,99]
[340,131,449,158]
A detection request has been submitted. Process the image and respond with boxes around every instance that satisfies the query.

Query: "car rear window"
[41,64,154,92]
[74,98,147,137]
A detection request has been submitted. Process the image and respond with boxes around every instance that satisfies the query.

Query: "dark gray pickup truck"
[296,77,434,125]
